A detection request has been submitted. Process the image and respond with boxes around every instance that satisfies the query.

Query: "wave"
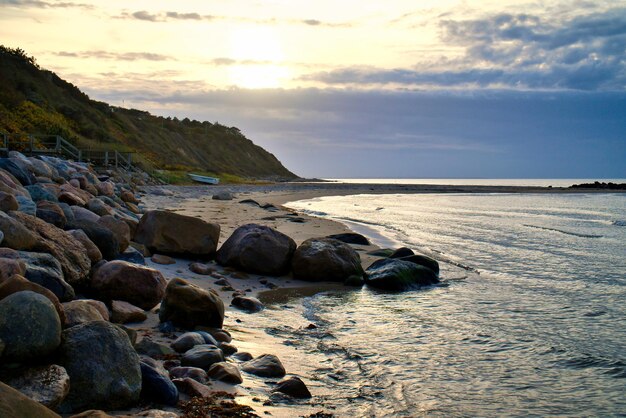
[523,224,603,238]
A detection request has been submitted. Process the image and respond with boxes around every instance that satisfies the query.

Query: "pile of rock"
[0,152,306,416]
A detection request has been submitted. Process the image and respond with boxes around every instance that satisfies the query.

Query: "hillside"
[0,46,297,180]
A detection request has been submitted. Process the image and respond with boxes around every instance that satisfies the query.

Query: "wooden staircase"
[0,133,133,170]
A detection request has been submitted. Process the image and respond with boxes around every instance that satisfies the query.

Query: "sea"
[241,179,626,417]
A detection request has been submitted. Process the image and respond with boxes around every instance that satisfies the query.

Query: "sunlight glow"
[228,26,289,88]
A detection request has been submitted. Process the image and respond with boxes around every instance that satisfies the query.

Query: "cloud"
[116,10,348,27]
[54,50,174,61]
[302,7,626,92]
[0,0,93,8]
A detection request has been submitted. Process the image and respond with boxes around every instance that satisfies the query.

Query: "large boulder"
[70,206,100,223]
[3,364,70,410]
[0,274,66,324]
[241,354,286,377]
[171,332,206,353]
[97,215,130,252]
[26,184,59,203]
[91,261,166,310]
[15,195,37,216]
[110,300,147,324]
[0,211,39,250]
[0,291,62,361]
[0,158,36,186]
[65,219,120,261]
[68,229,103,263]
[159,278,224,329]
[273,376,311,398]
[0,381,61,418]
[58,321,141,412]
[365,258,439,291]
[9,212,91,285]
[17,251,75,301]
[231,296,264,313]
[327,232,370,245]
[291,237,364,282]
[216,223,296,275]
[36,201,67,228]
[0,254,25,282]
[397,254,440,276]
[168,366,207,384]
[134,210,220,257]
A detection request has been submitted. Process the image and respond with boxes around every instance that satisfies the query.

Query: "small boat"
[188,173,220,184]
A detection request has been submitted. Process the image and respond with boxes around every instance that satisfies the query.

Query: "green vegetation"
[0,45,297,181]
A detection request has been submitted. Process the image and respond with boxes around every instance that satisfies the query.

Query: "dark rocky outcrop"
[134,210,220,257]
[91,260,166,310]
[365,258,439,291]
[292,237,364,282]
[216,223,296,275]
[65,219,120,261]
[231,295,265,313]
[58,321,141,412]
[327,232,370,245]
[0,291,62,361]
[140,358,179,406]
[159,278,224,329]
[241,354,286,377]
[273,376,311,398]
[207,362,243,384]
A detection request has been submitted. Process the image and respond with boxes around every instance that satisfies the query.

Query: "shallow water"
[263,192,626,417]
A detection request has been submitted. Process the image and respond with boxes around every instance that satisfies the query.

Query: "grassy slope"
[0,46,297,180]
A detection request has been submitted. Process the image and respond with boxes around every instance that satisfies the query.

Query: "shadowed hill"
[0,46,297,179]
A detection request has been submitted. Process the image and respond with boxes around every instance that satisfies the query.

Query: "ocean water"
[260,192,626,417]
[329,178,626,188]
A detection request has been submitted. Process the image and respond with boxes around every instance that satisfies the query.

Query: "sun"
[228,26,290,88]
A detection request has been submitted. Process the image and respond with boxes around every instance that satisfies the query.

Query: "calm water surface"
[252,193,625,417]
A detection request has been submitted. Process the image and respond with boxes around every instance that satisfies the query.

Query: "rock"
[195,330,220,346]
[110,300,147,324]
[172,377,211,398]
[212,191,233,200]
[15,195,36,215]
[216,223,296,276]
[207,362,243,384]
[62,300,107,327]
[181,344,224,369]
[17,251,75,301]
[66,220,120,260]
[344,274,365,287]
[219,342,238,356]
[4,364,71,409]
[159,278,224,329]
[97,215,130,252]
[135,338,176,358]
[168,366,208,384]
[0,274,66,326]
[389,247,414,258]
[140,359,179,406]
[197,327,232,343]
[26,184,58,203]
[232,352,253,362]
[96,181,115,197]
[0,158,36,185]
[29,157,56,178]
[68,229,103,263]
[151,254,176,265]
[10,212,92,285]
[0,256,26,282]
[134,210,220,257]
[241,354,286,377]
[70,206,99,223]
[116,245,146,265]
[365,258,439,291]
[327,232,370,245]
[398,254,440,276]
[0,291,61,361]
[91,260,166,310]
[36,201,67,228]
[0,211,39,250]
[58,321,141,411]
[188,262,215,275]
[0,191,19,211]
[0,168,30,198]
[0,381,60,418]
[58,191,86,206]
[172,332,206,353]
[292,237,364,282]
[81,299,110,320]
[231,295,264,313]
[273,376,312,398]
[239,199,261,206]
[87,198,113,217]
[120,190,138,204]
[367,248,395,257]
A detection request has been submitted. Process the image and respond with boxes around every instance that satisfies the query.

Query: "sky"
[1,0,625,178]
